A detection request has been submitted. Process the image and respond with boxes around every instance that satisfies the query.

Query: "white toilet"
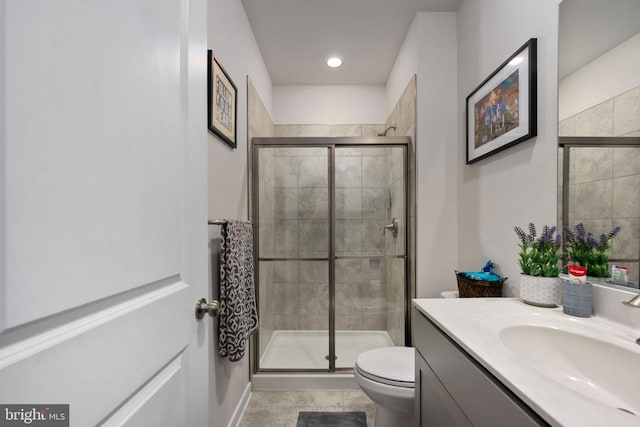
[354,346,416,427]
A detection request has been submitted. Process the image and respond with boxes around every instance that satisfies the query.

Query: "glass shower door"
[253,139,409,373]
[255,146,330,370]
[334,145,407,369]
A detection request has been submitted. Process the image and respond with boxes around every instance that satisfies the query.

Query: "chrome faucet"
[622,294,640,308]
[622,294,640,345]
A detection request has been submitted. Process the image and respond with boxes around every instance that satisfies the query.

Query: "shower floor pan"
[260,330,394,370]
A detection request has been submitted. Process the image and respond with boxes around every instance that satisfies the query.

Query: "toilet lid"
[355,347,415,388]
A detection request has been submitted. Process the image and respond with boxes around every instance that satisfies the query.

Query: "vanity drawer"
[413,308,547,427]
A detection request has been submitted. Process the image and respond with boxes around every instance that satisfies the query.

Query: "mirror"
[558,0,640,290]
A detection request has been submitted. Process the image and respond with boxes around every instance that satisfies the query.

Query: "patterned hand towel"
[218,220,258,361]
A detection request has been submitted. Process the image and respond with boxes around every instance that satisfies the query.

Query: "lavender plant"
[514,223,562,277]
[563,223,621,277]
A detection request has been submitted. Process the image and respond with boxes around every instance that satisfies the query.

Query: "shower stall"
[251,137,410,373]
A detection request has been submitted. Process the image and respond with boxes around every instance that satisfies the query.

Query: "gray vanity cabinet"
[413,307,548,427]
[416,352,471,426]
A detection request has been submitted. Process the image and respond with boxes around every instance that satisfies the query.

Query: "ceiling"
[241,0,640,86]
[559,0,640,79]
[241,0,462,85]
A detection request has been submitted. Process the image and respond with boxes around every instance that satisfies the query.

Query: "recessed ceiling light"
[327,57,342,68]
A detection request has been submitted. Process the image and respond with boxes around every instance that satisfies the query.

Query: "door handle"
[195,298,220,319]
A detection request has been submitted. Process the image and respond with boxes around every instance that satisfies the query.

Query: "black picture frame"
[208,50,237,149]
[466,38,537,164]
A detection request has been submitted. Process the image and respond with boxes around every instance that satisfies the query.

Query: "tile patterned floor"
[238,389,376,427]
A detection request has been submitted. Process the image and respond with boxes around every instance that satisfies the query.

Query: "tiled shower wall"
[334,147,391,332]
[269,121,413,346]
[261,145,392,332]
[384,76,416,345]
[270,147,330,332]
[559,85,640,284]
[274,124,385,138]
[559,86,640,138]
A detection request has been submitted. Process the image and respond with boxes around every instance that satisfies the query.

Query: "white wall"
[386,14,419,117]
[559,33,640,120]
[207,0,272,426]
[457,0,560,296]
[208,0,272,217]
[385,12,458,298]
[415,12,459,297]
[272,85,386,124]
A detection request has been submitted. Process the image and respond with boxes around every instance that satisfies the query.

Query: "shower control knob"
[195,298,220,319]
[383,218,399,238]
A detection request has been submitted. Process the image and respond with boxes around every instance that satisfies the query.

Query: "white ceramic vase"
[519,275,561,307]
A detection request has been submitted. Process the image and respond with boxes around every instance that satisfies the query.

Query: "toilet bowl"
[354,346,416,427]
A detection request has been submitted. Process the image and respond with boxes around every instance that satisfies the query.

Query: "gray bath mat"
[297,411,366,427]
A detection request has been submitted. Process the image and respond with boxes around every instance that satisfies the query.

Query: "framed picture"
[208,50,237,149]
[466,38,537,164]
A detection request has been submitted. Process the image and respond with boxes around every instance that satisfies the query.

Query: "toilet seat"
[355,347,415,389]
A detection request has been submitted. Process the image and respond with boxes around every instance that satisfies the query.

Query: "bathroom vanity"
[412,304,544,426]
[412,298,640,427]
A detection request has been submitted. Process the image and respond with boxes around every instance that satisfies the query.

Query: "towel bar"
[208,220,227,225]
[208,220,253,225]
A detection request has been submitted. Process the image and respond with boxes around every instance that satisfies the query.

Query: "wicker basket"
[455,271,506,298]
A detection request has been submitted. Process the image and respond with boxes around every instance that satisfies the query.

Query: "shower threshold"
[260,330,394,370]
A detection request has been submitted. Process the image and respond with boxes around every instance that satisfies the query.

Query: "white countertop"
[413,298,640,427]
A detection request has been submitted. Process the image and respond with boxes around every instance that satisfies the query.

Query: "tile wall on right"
[384,76,416,345]
[559,85,640,285]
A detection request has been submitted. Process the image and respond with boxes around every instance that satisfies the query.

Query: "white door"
[0,0,210,426]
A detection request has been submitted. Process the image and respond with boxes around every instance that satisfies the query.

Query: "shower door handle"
[383,218,399,238]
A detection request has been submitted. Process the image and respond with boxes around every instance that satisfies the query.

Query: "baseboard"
[227,382,252,427]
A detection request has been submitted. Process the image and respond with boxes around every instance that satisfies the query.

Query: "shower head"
[377,126,396,136]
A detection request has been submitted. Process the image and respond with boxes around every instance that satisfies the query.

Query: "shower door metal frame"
[250,137,411,375]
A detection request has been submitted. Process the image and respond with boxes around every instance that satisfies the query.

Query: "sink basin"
[479,313,640,416]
